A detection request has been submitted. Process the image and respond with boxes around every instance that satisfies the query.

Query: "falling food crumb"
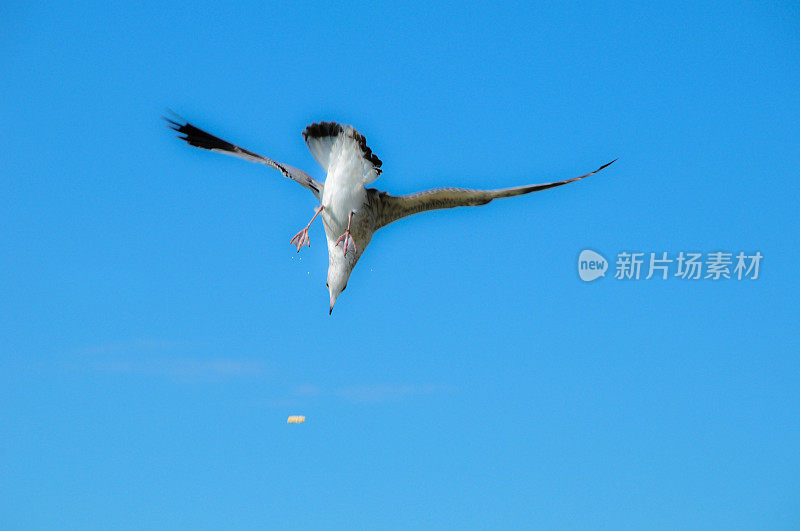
[287,415,306,424]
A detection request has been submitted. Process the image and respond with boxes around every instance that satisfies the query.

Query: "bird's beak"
[329,293,337,315]
[329,305,333,315]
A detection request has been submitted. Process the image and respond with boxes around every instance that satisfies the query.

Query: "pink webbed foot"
[289,227,310,252]
[335,230,357,257]
[290,206,323,252]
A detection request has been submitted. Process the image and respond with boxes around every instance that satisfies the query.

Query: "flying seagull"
[165,116,615,314]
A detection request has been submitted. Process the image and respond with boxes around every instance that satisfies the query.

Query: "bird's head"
[327,254,355,315]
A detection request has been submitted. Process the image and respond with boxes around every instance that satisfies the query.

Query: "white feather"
[306,135,337,171]
[322,131,368,229]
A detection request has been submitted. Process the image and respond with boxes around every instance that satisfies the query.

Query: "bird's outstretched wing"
[376,159,616,228]
[165,116,323,199]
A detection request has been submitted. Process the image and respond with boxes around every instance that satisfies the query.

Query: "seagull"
[165,116,615,314]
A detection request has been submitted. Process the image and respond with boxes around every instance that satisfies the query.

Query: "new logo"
[578,249,608,282]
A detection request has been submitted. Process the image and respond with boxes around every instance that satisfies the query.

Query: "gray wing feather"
[166,116,323,200]
[377,160,616,228]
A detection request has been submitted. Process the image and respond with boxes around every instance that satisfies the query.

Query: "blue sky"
[1,1,798,528]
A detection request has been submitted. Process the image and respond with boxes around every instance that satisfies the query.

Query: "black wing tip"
[163,114,236,152]
[302,121,344,140]
[162,109,185,126]
[163,118,183,133]
[162,112,187,134]
[597,158,618,172]
[348,128,383,168]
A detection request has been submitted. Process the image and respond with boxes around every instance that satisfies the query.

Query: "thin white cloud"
[277,382,455,405]
[334,383,454,403]
[293,383,323,397]
[79,338,270,382]
[77,338,199,357]
[90,358,270,382]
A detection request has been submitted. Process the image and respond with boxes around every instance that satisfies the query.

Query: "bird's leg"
[289,206,323,252]
[335,210,357,257]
